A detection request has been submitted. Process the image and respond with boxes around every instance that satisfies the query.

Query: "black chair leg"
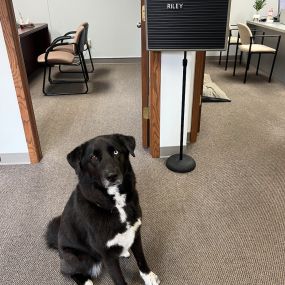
[225,43,231,70]
[78,53,89,94]
[239,52,243,65]
[42,59,88,95]
[42,65,47,95]
[48,66,52,83]
[87,46,95,72]
[219,51,222,65]
[80,53,89,81]
[244,52,252,84]
[256,53,261,75]
[233,44,239,76]
[269,52,278,82]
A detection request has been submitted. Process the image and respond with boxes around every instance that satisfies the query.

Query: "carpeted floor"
[1,59,285,285]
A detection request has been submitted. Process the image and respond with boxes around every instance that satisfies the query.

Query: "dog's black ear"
[116,134,136,157]
[67,144,85,174]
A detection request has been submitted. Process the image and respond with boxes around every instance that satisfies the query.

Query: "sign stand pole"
[166,51,196,173]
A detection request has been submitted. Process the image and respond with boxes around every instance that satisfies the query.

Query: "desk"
[247,21,285,84]
[18,24,50,77]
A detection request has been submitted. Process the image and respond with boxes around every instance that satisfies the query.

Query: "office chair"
[219,25,242,70]
[37,26,89,95]
[233,23,281,83]
[55,22,94,73]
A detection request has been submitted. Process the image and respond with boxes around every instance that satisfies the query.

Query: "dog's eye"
[113,150,119,156]
[90,154,97,161]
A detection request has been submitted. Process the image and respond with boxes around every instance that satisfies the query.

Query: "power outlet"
[88,39,92,48]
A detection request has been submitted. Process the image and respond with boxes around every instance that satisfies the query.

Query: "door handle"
[137,22,141,28]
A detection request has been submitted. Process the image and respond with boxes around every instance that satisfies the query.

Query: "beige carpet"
[0,59,285,285]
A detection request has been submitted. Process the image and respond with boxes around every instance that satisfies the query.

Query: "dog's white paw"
[90,262,102,278]
[84,280,93,285]
[121,251,131,258]
[140,271,160,285]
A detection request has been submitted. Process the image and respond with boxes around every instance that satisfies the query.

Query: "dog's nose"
[106,172,118,183]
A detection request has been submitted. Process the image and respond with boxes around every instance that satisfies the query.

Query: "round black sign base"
[166,154,196,173]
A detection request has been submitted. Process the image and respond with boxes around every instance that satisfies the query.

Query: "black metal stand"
[166,51,196,173]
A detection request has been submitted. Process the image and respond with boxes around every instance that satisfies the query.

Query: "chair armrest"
[250,35,281,51]
[250,29,265,35]
[252,35,281,38]
[64,31,76,37]
[51,35,73,45]
[44,40,75,62]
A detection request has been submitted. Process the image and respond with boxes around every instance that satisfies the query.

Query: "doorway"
[1,0,153,163]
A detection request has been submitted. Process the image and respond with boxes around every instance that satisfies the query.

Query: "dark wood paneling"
[190,51,206,143]
[149,51,161,158]
[19,24,50,76]
[0,0,42,163]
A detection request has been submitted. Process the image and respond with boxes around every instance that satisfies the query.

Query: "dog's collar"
[77,181,117,213]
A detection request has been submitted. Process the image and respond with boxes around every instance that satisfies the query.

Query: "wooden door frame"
[190,51,206,143]
[141,0,150,148]
[0,0,42,164]
[149,51,161,158]
[141,0,161,158]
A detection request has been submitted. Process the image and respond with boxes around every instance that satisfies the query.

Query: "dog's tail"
[45,216,61,249]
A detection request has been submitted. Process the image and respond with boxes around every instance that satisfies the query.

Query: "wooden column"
[190,51,206,143]
[149,51,161,158]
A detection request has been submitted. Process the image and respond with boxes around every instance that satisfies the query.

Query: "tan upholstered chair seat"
[229,36,240,44]
[239,44,276,53]
[53,44,75,54]
[38,51,75,64]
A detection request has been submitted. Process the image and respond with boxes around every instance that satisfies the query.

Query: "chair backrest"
[77,22,89,45]
[73,26,85,53]
[78,26,87,53]
[237,23,252,45]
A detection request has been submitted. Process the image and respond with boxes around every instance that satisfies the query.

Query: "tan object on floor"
[203,74,231,102]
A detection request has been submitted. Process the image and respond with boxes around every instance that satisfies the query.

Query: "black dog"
[46,134,160,285]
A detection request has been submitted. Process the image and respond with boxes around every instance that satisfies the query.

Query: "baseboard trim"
[160,146,187,158]
[92,57,141,64]
[0,153,30,165]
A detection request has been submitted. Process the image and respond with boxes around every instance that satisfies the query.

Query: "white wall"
[208,0,279,56]
[12,0,141,58]
[160,51,195,154]
[230,0,278,25]
[0,23,29,163]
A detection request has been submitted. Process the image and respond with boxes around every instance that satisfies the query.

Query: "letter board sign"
[146,0,231,51]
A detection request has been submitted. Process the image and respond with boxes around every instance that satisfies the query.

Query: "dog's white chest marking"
[106,186,141,257]
[107,185,127,223]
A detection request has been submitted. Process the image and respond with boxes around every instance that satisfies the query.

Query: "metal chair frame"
[233,32,281,83]
[219,25,242,70]
[41,36,89,96]
[59,25,94,74]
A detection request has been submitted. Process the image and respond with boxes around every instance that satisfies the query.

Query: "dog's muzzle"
[102,171,123,188]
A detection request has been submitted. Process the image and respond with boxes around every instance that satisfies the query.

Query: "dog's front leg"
[103,256,127,285]
[131,231,160,285]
